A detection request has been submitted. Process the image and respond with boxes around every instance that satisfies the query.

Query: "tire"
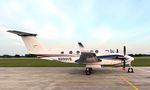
[85,71,91,75]
[128,68,134,73]
[85,68,91,75]
[89,68,93,71]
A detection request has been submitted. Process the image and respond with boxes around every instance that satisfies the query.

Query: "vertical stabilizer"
[7,30,48,54]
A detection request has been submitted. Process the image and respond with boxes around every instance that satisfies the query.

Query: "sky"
[0,0,150,55]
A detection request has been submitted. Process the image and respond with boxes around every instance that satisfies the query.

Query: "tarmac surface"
[0,67,149,90]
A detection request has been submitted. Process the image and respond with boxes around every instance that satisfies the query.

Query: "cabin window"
[95,50,99,53]
[61,51,64,54]
[76,51,80,54]
[69,51,73,54]
[90,50,94,53]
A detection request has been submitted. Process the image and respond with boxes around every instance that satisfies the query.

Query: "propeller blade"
[116,49,119,53]
[123,46,126,56]
[123,46,126,71]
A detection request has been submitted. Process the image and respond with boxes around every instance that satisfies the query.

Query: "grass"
[0,58,85,67]
[132,56,150,66]
[0,56,149,67]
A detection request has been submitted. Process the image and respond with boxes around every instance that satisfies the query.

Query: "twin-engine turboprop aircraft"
[8,30,134,75]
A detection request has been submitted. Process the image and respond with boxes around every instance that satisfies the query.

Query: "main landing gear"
[85,68,92,75]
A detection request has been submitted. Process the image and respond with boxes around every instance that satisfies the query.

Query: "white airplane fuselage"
[35,49,134,69]
[7,30,134,70]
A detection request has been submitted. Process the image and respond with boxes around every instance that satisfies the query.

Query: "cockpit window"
[110,49,114,53]
[105,50,109,52]
[105,49,114,53]
[90,50,94,53]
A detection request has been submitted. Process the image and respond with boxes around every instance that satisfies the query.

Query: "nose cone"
[131,56,134,61]
[127,56,134,61]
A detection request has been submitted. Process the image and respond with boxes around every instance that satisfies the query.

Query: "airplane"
[7,30,134,75]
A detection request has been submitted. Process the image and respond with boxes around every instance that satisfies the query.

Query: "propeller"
[123,46,126,56]
[123,46,126,71]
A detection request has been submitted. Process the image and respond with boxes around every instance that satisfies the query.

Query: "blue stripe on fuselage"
[96,55,123,59]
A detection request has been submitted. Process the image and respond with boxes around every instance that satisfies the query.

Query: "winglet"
[7,30,37,36]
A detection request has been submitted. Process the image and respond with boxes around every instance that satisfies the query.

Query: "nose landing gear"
[128,68,134,73]
[127,63,134,73]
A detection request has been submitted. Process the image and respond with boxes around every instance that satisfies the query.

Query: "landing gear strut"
[85,68,92,75]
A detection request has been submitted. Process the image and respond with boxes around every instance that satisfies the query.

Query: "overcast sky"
[0,0,150,55]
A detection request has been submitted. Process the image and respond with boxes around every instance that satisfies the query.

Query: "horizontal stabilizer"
[78,42,84,48]
[7,30,37,36]
[78,42,86,52]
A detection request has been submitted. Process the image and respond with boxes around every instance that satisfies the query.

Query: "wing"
[76,42,98,64]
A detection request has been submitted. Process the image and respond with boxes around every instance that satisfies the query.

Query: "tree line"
[0,54,36,58]
[128,54,150,57]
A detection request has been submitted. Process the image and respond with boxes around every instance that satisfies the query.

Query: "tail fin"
[7,30,48,54]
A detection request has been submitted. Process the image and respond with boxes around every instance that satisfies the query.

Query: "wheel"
[85,68,91,75]
[128,68,134,73]
[85,70,91,75]
[89,68,93,71]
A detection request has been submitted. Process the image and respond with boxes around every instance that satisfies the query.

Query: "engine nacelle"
[86,64,101,69]
[77,52,98,63]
